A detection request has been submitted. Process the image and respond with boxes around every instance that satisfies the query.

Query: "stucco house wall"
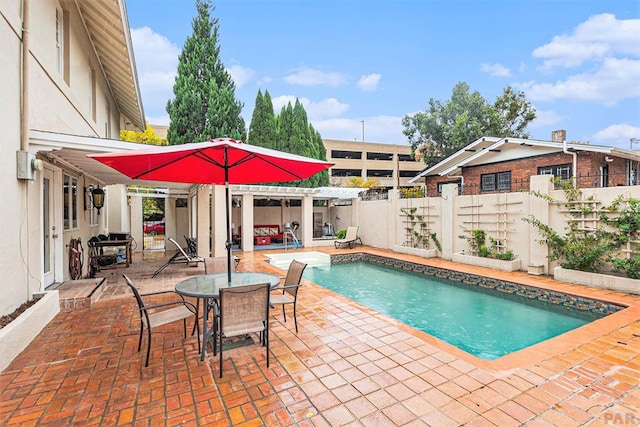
[1,0,143,320]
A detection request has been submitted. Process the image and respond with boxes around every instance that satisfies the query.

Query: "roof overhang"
[408,137,501,183]
[73,0,145,130]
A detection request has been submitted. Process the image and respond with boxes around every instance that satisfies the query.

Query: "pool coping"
[309,249,640,373]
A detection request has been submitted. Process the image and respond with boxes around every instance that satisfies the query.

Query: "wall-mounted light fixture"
[84,185,105,213]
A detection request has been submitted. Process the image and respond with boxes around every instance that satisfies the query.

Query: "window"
[398,154,414,162]
[63,174,78,230]
[55,3,70,83]
[538,164,572,180]
[55,7,63,74]
[90,68,96,121]
[366,152,393,161]
[399,170,418,178]
[105,102,112,138]
[331,150,362,160]
[480,171,511,192]
[366,169,393,178]
[331,169,361,177]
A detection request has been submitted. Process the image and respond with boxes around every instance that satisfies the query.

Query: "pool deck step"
[49,278,107,311]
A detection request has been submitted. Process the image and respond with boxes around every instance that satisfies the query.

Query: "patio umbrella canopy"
[89,138,333,281]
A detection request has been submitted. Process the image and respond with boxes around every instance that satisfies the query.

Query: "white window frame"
[63,173,78,230]
[55,6,63,74]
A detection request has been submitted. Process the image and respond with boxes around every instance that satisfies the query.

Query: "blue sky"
[125,0,639,148]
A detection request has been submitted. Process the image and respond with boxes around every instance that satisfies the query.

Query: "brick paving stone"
[2,248,640,425]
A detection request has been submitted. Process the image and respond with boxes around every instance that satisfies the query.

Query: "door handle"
[52,234,59,238]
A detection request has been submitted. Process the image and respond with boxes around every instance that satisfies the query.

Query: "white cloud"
[516,57,640,105]
[480,63,512,78]
[533,14,640,70]
[131,27,180,120]
[271,96,349,119]
[227,64,255,88]
[283,68,348,87]
[593,123,640,145]
[357,74,381,91]
[528,108,564,129]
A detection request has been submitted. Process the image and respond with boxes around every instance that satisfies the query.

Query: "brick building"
[410,131,640,195]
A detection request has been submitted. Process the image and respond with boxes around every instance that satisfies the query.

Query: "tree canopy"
[248,91,329,188]
[166,0,245,145]
[402,82,536,166]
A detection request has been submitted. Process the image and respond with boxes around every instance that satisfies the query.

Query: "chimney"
[551,130,566,142]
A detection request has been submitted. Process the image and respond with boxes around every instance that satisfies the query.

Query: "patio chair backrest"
[205,256,236,275]
[283,260,307,297]
[345,226,358,240]
[219,283,270,337]
[123,274,149,324]
[168,237,191,259]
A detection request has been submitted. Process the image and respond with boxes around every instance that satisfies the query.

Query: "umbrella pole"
[224,147,232,284]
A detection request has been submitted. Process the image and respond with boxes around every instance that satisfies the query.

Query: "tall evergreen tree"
[277,103,294,153]
[248,95,329,187]
[248,90,277,149]
[166,0,245,145]
[310,125,329,187]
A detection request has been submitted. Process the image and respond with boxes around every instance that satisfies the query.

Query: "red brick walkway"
[1,247,639,425]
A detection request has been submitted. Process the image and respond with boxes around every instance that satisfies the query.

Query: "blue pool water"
[304,262,603,359]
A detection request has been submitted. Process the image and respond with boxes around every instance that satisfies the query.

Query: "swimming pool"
[303,255,623,360]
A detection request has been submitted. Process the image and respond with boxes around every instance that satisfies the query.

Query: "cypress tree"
[166,0,245,145]
[277,103,294,153]
[248,90,277,149]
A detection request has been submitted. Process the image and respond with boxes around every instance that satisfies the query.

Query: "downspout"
[21,0,30,151]
[563,140,577,187]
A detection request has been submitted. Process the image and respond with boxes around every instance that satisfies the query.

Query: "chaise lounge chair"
[152,237,204,277]
[334,226,363,249]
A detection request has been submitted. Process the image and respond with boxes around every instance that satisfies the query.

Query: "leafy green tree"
[248,90,277,149]
[166,0,245,145]
[402,82,536,166]
[120,122,166,145]
[490,86,537,137]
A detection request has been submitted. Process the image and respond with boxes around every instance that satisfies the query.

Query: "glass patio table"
[175,272,281,361]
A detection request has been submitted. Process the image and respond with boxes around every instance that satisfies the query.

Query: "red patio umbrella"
[89,138,333,281]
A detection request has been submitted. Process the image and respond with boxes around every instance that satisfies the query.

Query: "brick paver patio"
[1,246,639,425]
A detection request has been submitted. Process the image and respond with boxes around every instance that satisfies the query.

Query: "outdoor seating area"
[2,246,640,425]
